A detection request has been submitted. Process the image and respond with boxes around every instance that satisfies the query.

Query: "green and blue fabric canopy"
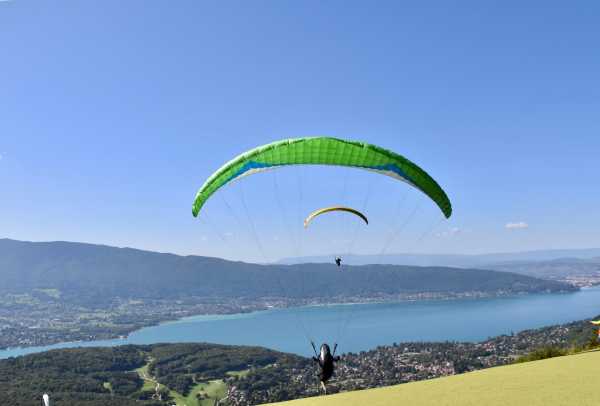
[192,137,452,219]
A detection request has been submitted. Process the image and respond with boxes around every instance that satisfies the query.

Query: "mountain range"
[0,238,574,304]
[278,249,600,268]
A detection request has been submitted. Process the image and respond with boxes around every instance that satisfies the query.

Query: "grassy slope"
[198,380,228,406]
[168,380,227,406]
[135,363,161,392]
[226,369,250,378]
[135,360,228,406]
[267,350,600,406]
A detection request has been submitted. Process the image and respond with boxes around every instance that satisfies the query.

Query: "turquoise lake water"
[3,287,600,359]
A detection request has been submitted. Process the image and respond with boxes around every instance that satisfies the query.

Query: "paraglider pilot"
[335,257,342,267]
[311,342,340,393]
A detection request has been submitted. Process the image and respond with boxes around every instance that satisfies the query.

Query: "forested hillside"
[0,239,575,305]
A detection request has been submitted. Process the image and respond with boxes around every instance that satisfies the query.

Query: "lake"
[3,287,600,359]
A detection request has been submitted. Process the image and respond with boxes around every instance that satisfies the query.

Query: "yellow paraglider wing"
[304,206,369,228]
[590,320,600,325]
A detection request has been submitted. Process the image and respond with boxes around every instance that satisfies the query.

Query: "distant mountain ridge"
[0,239,575,305]
[485,257,600,282]
[278,249,600,268]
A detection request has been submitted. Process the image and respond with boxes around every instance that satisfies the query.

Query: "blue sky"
[1,1,599,262]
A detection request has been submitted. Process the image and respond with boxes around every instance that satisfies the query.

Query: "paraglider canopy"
[304,206,369,228]
[192,137,452,219]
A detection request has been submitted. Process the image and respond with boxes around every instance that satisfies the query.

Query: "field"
[168,379,227,406]
[135,360,229,406]
[226,369,250,378]
[266,350,600,406]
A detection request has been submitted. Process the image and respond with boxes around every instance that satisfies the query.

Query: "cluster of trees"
[147,343,305,395]
[0,343,309,405]
[513,323,600,363]
[231,359,314,404]
[0,346,157,406]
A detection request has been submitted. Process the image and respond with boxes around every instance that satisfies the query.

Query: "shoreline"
[1,287,593,358]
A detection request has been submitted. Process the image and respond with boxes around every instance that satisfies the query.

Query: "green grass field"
[267,350,600,406]
[226,369,250,378]
[134,363,159,392]
[102,382,112,394]
[169,379,227,406]
[197,379,228,406]
[135,360,228,406]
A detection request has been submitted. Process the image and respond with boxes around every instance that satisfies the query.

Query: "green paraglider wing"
[304,206,369,228]
[192,137,452,218]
